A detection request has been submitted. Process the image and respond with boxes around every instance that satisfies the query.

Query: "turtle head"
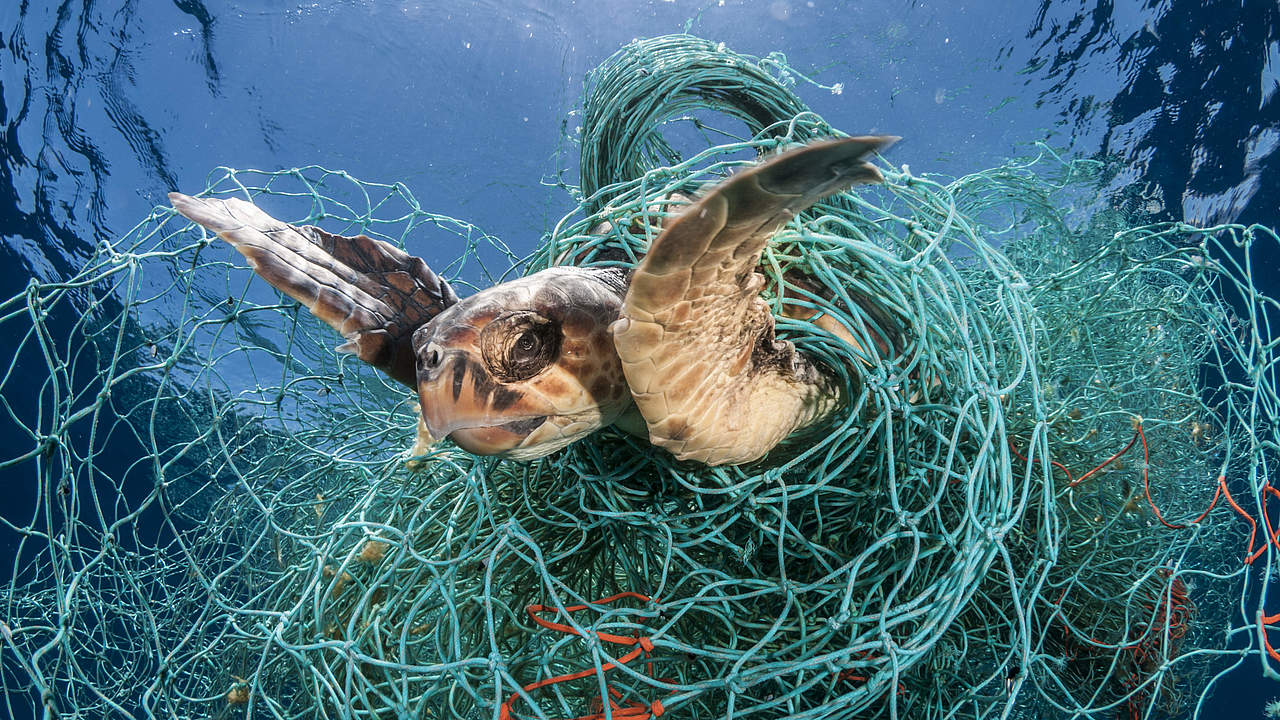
[412,267,632,460]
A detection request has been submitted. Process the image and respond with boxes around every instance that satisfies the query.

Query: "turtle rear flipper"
[169,193,457,388]
[612,136,896,465]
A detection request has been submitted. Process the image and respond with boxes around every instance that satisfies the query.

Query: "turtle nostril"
[424,343,443,369]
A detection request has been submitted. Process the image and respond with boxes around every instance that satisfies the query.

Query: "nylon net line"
[1,34,1277,720]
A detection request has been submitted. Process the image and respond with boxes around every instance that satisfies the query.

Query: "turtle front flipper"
[169,193,457,388]
[611,136,896,465]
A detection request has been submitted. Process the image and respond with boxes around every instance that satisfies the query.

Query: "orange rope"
[1261,611,1280,664]
[1006,438,1077,485]
[1226,479,1262,563]
[1136,424,1187,529]
[1023,420,1277,677]
[1014,421,1260,560]
[1250,487,1280,664]
[1006,428,1137,488]
[500,593,667,720]
[1070,431,1139,488]
[1253,485,1280,562]
[1136,424,1233,531]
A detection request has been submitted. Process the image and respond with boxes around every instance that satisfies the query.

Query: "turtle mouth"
[449,417,549,455]
[421,406,548,443]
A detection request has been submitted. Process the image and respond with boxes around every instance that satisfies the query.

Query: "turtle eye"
[515,331,538,355]
[480,311,560,383]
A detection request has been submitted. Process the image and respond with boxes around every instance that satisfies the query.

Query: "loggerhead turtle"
[169,136,897,465]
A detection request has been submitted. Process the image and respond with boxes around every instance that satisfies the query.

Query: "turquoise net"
[0,34,1276,720]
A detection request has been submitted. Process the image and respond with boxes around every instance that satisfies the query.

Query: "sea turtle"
[169,136,897,465]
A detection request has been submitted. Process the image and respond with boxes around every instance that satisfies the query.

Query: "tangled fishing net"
[2,34,1278,720]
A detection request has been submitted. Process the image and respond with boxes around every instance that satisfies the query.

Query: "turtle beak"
[416,348,546,455]
[449,420,549,456]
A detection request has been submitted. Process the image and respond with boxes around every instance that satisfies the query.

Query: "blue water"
[1,1,1277,717]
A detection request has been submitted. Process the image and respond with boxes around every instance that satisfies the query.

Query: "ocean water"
[1,1,1277,718]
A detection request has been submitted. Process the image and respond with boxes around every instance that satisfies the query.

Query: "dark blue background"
[2,1,1277,717]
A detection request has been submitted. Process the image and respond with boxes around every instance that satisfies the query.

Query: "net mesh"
[1,34,1277,720]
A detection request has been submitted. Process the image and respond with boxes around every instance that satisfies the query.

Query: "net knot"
[488,652,505,672]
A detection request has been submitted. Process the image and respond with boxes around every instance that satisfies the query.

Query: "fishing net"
[1,34,1277,720]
